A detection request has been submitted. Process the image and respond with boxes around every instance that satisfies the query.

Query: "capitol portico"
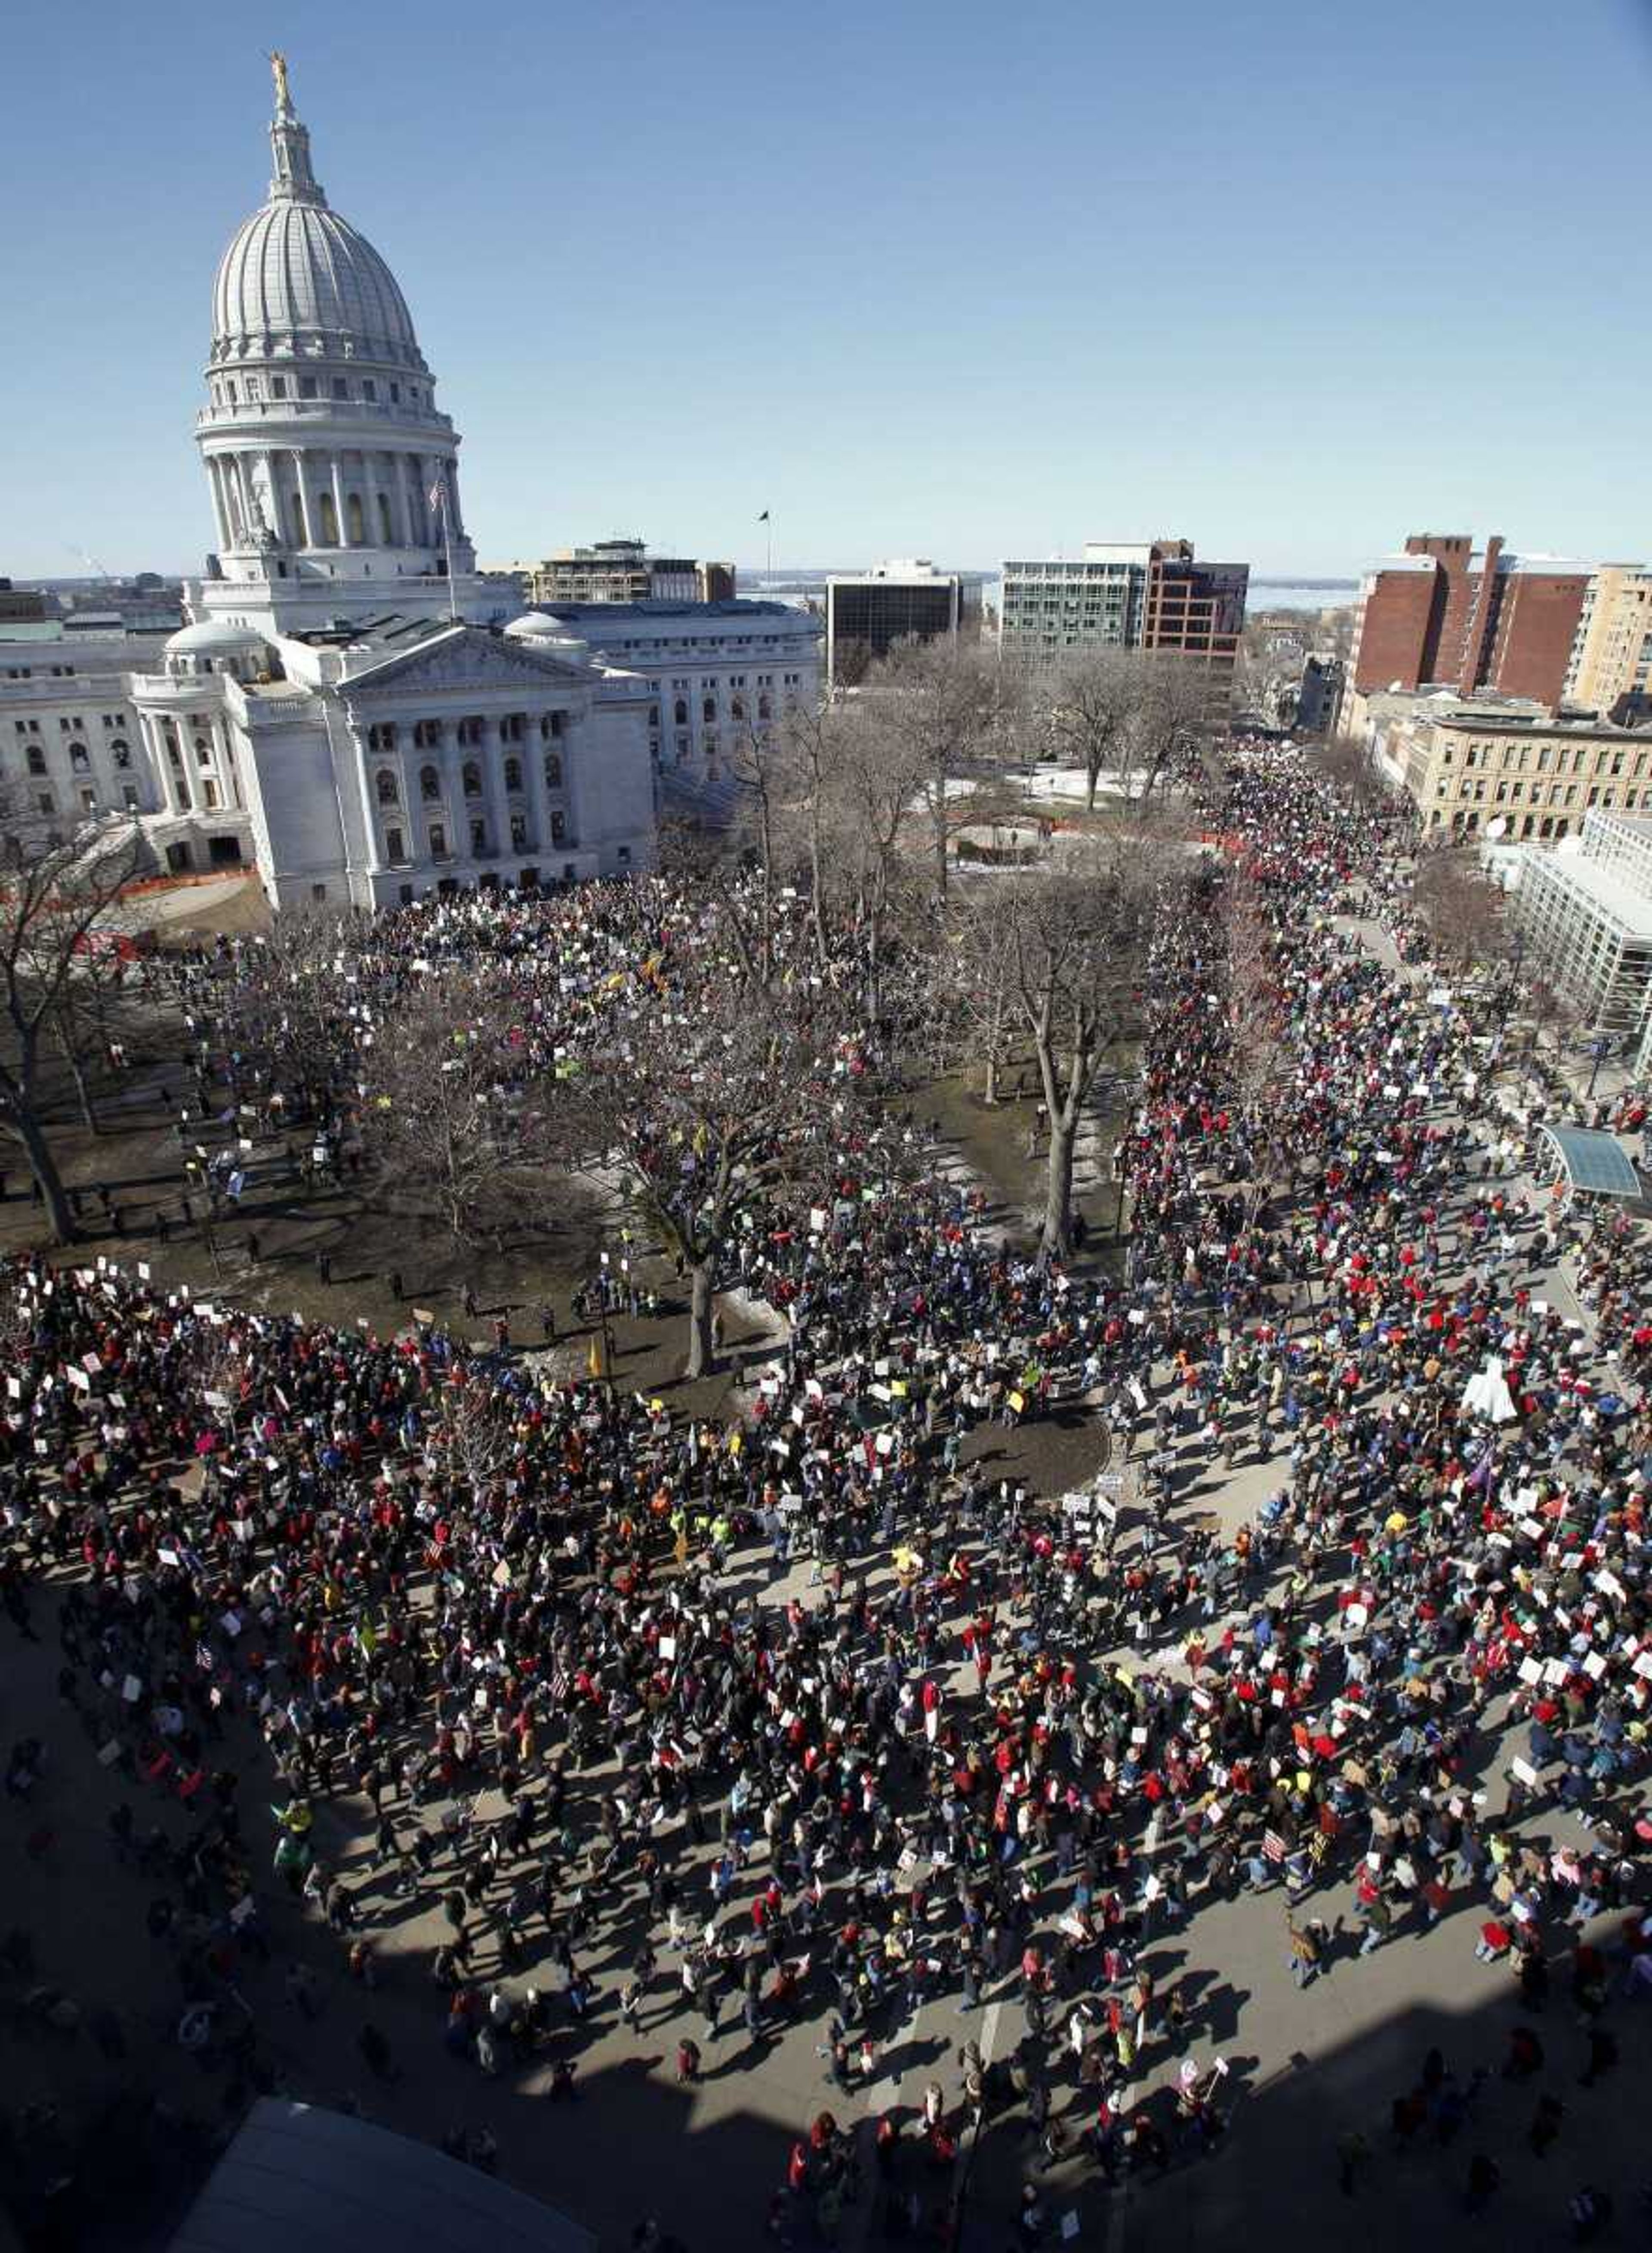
[120,59,656,910]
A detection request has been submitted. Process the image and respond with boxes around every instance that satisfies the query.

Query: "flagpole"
[430,473,459,623]
[443,481,458,623]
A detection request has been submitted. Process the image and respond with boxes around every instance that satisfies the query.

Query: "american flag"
[427,478,447,522]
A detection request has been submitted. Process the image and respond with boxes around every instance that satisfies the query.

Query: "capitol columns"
[347,716,381,880]
[478,714,509,861]
[386,454,412,547]
[525,716,555,858]
[205,458,232,549]
[330,456,351,549]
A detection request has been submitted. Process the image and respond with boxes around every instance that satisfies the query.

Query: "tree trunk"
[58,1030,100,1137]
[864,900,883,1022]
[983,979,1005,1104]
[1085,762,1100,813]
[1041,1112,1076,1258]
[686,1258,717,1380]
[933,762,950,902]
[808,797,829,972]
[757,784,775,985]
[14,1108,77,1245]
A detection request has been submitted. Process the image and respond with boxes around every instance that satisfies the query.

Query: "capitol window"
[462,762,481,798]
[544,752,563,791]
[419,765,441,800]
[503,758,522,793]
[271,376,287,398]
[375,769,398,805]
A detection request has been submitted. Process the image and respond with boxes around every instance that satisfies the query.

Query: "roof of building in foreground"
[168,2100,595,2253]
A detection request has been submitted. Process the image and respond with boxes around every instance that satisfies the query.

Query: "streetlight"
[1586,1033,1612,1103]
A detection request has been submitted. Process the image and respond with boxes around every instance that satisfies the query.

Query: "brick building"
[1349,533,1591,708]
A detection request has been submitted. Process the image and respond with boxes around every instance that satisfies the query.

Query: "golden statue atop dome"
[269,50,292,111]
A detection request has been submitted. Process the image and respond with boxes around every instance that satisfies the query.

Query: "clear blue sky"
[3,0,1649,581]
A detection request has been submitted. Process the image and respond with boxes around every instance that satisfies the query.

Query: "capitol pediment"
[341,626,591,701]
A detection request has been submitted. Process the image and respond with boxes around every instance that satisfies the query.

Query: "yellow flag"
[588,1333,605,1380]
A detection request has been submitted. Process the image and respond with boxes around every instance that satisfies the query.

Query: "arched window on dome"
[503,758,522,793]
[346,493,366,545]
[317,490,339,545]
[68,744,89,772]
[703,697,717,724]
[731,697,746,722]
[462,762,482,798]
[375,769,398,806]
[758,694,772,722]
[285,490,308,546]
[378,494,394,544]
[419,765,441,802]
[111,742,131,769]
[674,699,688,727]
[544,751,564,792]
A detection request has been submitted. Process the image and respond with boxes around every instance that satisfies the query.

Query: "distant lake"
[1246,581,1359,614]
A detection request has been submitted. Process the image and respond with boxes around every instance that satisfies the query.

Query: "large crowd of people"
[2,743,1649,2248]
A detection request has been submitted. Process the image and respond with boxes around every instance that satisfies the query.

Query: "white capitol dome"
[213,201,421,366]
[207,74,426,370]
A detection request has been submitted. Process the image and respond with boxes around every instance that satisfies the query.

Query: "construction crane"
[69,543,115,584]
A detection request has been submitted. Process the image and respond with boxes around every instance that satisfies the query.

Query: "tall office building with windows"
[998,540,1247,666]
[824,561,978,684]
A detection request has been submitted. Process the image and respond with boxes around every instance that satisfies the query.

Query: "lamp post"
[1586,1033,1612,1103]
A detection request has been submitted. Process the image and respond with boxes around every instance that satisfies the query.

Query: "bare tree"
[0,809,143,1241]
[1130,654,1225,804]
[832,637,875,690]
[365,976,574,1244]
[222,910,358,1111]
[990,825,1171,1256]
[1306,732,1388,822]
[436,1367,520,1492]
[1412,846,1508,972]
[949,898,1020,1105]
[860,637,1021,901]
[47,932,148,1138]
[559,900,876,1376]
[1037,647,1153,813]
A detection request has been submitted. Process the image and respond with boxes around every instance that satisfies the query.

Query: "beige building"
[504,541,736,608]
[1359,688,1652,840]
[1565,564,1652,719]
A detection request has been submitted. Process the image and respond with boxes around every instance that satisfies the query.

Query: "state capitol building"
[2,64,787,909]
